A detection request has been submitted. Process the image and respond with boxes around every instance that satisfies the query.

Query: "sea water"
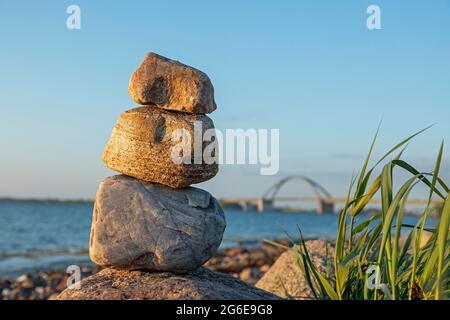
[0,201,439,277]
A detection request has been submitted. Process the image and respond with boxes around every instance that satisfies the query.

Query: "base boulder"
[56,268,279,300]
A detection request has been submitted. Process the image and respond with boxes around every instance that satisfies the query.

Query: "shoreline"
[0,241,289,300]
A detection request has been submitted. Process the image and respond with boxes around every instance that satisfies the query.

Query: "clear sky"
[0,0,449,201]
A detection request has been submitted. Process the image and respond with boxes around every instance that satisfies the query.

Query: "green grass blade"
[392,160,446,200]
[391,181,418,299]
[435,193,450,299]
[378,176,418,287]
[354,123,380,199]
[352,213,382,236]
[374,125,434,168]
[380,162,393,217]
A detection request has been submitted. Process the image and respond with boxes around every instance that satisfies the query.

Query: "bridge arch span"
[263,175,331,201]
[262,175,334,214]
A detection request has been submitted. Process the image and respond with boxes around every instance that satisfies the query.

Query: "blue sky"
[0,0,449,201]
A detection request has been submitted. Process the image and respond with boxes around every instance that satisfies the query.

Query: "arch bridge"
[221,175,335,214]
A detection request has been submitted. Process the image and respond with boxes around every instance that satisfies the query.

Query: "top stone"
[128,52,217,114]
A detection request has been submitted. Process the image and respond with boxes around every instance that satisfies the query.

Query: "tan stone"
[256,240,334,300]
[102,106,218,188]
[128,52,217,114]
[55,268,279,300]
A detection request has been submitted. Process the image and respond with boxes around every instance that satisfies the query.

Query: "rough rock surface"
[102,106,218,188]
[256,240,334,300]
[56,268,279,300]
[128,52,216,114]
[90,175,226,273]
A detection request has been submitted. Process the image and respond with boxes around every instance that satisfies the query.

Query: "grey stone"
[89,175,226,273]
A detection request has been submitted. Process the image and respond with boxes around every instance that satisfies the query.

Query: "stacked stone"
[90,52,226,273]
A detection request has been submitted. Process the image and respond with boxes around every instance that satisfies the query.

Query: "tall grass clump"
[294,127,450,300]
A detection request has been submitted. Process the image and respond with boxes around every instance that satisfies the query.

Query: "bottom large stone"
[90,175,226,273]
[56,268,279,300]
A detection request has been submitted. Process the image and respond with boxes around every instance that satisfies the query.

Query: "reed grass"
[294,127,450,300]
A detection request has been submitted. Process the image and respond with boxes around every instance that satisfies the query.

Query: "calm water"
[0,201,439,277]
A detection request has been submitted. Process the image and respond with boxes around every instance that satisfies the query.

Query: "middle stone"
[103,106,218,188]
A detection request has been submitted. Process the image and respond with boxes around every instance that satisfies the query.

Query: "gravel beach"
[0,241,287,300]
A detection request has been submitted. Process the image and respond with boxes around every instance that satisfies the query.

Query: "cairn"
[91,53,224,273]
[57,52,277,299]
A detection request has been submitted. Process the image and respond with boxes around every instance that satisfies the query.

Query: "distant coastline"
[0,197,441,217]
[0,197,94,205]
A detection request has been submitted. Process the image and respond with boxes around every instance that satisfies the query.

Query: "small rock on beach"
[256,240,334,299]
